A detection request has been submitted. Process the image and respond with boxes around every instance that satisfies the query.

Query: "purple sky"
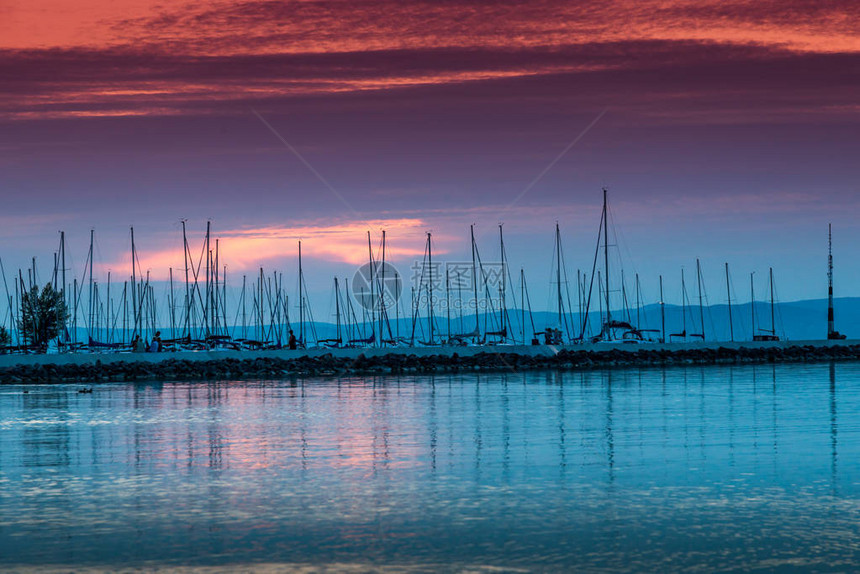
[1,0,859,313]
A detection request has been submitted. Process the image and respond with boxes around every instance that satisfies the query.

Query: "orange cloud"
[95,218,438,279]
[3,0,859,121]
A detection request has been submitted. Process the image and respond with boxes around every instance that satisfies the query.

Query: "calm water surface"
[2,362,860,572]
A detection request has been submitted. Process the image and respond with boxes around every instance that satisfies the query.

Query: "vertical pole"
[769,267,776,336]
[130,227,137,338]
[427,232,434,344]
[298,241,304,345]
[659,274,665,344]
[521,268,526,345]
[603,188,611,339]
[697,258,705,341]
[750,272,756,340]
[182,220,191,338]
[556,223,562,328]
[380,230,386,346]
[725,262,734,342]
[470,225,479,336]
[828,224,835,338]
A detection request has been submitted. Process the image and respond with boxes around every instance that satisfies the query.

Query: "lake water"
[2,362,860,572]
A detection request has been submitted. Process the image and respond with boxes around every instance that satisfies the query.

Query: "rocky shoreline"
[2,344,860,383]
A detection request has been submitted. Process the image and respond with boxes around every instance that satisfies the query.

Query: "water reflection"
[2,363,860,570]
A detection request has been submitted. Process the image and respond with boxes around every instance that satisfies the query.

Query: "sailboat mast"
[130,227,137,337]
[750,272,756,339]
[60,231,66,340]
[427,232,434,344]
[259,267,264,341]
[181,221,191,338]
[446,267,451,342]
[241,275,247,339]
[106,272,111,343]
[681,268,687,340]
[470,225,479,335]
[697,258,705,341]
[380,230,386,346]
[725,262,734,342]
[298,241,304,345]
[556,222,563,328]
[88,229,94,342]
[603,189,611,340]
[335,277,341,344]
[659,274,665,343]
[769,267,775,336]
[204,221,211,337]
[828,224,835,338]
[500,224,507,335]
[521,268,525,345]
[366,231,375,345]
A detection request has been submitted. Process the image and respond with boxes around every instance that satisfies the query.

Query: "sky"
[1,0,859,319]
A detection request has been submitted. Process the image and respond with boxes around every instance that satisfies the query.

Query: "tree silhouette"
[0,325,9,347]
[18,283,68,349]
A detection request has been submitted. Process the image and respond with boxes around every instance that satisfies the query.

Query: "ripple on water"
[1,364,860,570]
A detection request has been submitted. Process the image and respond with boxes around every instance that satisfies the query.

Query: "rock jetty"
[2,343,860,383]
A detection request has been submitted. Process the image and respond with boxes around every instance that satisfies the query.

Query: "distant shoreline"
[1,340,859,383]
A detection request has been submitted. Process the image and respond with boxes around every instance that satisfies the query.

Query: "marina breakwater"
[2,340,860,383]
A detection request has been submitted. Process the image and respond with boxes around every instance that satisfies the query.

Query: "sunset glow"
[1,0,858,305]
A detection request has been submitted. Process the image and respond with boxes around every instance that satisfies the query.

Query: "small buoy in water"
[78,388,93,394]
[23,390,29,394]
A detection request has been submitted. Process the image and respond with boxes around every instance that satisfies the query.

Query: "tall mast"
[381,230,386,346]
[427,232,434,344]
[106,272,111,343]
[769,267,776,336]
[725,262,734,342]
[88,229,94,339]
[181,220,191,338]
[169,268,176,340]
[659,274,665,343]
[696,258,705,341]
[602,188,611,340]
[556,222,563,328]
[298,240,304,345]
[521,268,526,345]
[828,224,835,338]
[750,272,756,339]
[500,224,507,336]
[259,267,265,341]
[241,275,247,339]
[367,230,375,344]
[130,226,137,338]
[60,231,66,340]
[577,269,583,340]
[204,221,211,337]
[470,225,479,335]
[446,266,451,342]
[334,277,341,344]
[681,268,687,340]
[214,238,220,335]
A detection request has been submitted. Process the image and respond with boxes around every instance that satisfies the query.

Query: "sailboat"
[752,268,780,342]
[584,188,653,343]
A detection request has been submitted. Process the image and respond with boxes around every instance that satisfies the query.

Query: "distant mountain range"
[299,297,859,344]
[34,296,854,346]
